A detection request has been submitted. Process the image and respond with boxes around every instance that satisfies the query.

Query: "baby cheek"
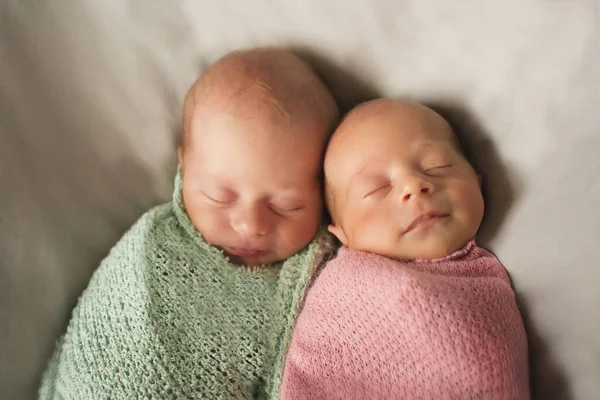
[276,212,320,254]
[349,205,391,250]
[451,182,484,229]
[300,204,323,236]
[191,204,232,240]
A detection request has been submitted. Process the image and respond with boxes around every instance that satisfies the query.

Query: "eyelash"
[203,193,234,206]
[269,204,305,216]
[204,193,303,215]
[362,184,391,199]
[424,164,453,173]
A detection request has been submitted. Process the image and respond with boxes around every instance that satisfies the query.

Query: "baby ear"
[328,224,348,246]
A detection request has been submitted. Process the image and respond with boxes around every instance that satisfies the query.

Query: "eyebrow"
[416,141,447,152]
[417,139,460,155]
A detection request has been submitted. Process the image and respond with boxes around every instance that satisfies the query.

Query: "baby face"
[326,101,484,260]
[180,107,325,266]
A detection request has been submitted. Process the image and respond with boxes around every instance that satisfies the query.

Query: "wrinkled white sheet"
[1,1,598,398]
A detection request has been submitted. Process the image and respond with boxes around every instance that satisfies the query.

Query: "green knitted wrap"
[39,170,334,399]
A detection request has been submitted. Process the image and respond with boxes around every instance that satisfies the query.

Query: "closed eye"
[425,164,452,173]
[269,204,305,216]
[203,192,235,206]
[362,184,391,199]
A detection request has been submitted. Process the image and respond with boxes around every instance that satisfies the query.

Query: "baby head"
[179,48,339,266]
[325,99,484,260]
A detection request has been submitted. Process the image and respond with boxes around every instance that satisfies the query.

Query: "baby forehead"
[324,107,463,179]
[329,112,457,157]
[354,102,453,136]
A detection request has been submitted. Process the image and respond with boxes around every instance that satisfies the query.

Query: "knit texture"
[39,169,334,399]
[281,242,530,400]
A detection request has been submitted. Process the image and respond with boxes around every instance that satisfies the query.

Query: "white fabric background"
[1,1,599,399]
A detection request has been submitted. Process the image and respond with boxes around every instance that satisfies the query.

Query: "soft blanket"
[281,242,529,399]
[39,171,334,399]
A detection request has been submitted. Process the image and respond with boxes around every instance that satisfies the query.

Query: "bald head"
[328,99,458,160]
[181,48,339,155]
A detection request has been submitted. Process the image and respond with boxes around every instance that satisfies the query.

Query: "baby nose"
[401,176,434,202]
[231,205,270,237]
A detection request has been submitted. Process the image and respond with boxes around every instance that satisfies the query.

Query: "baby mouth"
[224,247,266,257]
[404,211,450,233]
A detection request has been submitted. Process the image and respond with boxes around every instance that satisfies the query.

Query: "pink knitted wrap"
[281,242,529,399]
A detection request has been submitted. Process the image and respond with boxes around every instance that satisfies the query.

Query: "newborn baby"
[179,48,337,267]
[39,48,339,399]
[281,99,529,399]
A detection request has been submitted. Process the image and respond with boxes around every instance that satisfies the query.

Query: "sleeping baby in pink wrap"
[280,99,530,399]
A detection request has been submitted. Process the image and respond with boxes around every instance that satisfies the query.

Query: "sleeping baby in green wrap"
[39,48,340,399]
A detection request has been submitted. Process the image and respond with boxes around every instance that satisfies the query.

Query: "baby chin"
[398,224,467,259]
[413,234,469,260]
